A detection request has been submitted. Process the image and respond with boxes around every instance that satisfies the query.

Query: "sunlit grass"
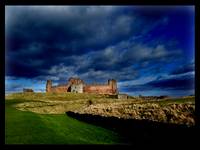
[5,99,123,144]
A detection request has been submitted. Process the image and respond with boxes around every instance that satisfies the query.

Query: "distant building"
[117,94,128,99]
[23,88,34,93]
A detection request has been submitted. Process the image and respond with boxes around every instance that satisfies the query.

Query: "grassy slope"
[5,93,195,144]
[5,93,106,101]
[146,97,195,106]
[5,99,122,144]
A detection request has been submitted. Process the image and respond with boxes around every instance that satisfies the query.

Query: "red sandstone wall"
[46,78,117,95]
[83,85,115,94]
[49,84,116,94]
[50,85,68,93]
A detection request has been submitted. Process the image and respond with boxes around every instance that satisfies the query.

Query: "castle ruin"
[46,77,118,95]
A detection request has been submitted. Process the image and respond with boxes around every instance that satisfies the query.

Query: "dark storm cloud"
[6,6,178,79]
[121,74,194,92]
[76,41,182,73]
[33,41,182,84]
[5,6,195,96]
[5,6,139,78]
[148,75,194,90]
[6,6,136,54]
[170,62,194,75]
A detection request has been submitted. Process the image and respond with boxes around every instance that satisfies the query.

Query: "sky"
[5,6,195,97]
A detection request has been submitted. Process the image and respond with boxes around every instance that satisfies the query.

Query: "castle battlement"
[46,77,117,95]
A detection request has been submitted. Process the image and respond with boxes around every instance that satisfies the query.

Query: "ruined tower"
[46,80,52,93]
[108,79,117,94]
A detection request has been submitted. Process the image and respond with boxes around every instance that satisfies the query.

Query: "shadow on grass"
[66,111,196,145]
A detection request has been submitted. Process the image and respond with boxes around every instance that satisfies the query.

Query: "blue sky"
[5,6,195,96]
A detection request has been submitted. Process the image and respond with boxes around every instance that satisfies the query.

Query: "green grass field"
[5,93,195,144]
[5,99,124,144]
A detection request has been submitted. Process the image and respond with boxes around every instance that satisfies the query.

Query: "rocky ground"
[73,101,195,126]
[9,93,195,127]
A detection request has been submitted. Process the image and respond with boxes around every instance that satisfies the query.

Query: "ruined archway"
[67,86,71,92]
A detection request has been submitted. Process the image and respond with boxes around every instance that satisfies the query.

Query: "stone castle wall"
[83,85,115,95]
[50,85,68,93]
[46,77,117,95]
